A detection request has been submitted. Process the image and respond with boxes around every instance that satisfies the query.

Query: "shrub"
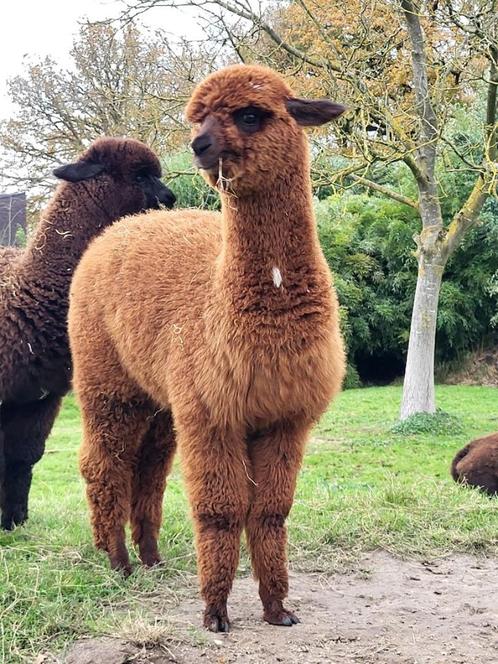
[316,192,497,383]
[391,409,464,435]
[163,151,220,210]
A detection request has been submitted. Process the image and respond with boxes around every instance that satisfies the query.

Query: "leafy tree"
[317,191,497,381]
[0,22,214,207]
[164,152,220,210]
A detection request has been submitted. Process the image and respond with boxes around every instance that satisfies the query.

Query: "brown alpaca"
[68,65,346,632]
[0,137,175,530]
[451,432,498,495]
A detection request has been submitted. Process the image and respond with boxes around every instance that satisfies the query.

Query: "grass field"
[1,385,497,662]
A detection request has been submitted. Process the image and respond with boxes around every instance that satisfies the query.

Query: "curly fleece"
[68,66,346,631]
[0,137,165,530]
[451,432,498,495]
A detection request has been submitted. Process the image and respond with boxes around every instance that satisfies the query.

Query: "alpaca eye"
[242,112,258,125]
[135,170,148,184]
[233,106,270,134]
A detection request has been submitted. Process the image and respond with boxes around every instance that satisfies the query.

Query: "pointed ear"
[286,98,346,127]
[53,160,105,182]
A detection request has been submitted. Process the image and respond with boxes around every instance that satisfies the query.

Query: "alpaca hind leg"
[79,393,153,574]
[245,420,310,626]
[0,414,5,525]
[130,409,176,566]
[1,396,61,530]
[176,414,249,632]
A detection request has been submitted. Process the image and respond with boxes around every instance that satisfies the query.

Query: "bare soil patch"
[62,551,498,664]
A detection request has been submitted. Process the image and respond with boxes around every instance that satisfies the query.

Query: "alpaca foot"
[1,505,27,531]
[263,599,300,626]
[140,549,162,568]
[203,603,230,633]
[1,514,16,531]
[138,537,162,567]
[108,544,132,577]
[109,555,133,577]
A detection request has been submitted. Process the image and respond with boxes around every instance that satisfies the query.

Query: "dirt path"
[63,552,498,664]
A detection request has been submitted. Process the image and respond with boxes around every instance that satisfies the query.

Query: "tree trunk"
[400,253,444,420]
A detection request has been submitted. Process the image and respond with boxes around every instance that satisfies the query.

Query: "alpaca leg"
[176,416,249,632]
[245,421,310,626]
[0,422,4,519]
[79,393,153,574]
[130,410,176,567]
[0,396,61,530]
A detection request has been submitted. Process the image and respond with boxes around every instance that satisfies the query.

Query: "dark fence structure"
[0,192,27,246]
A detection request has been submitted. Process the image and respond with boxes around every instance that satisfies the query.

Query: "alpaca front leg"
[178,419,250,632]
[245,420,310,626]
[1,396,61,530]
[0,424,4,518]
[130,410,176,567]
[0,460,33,530]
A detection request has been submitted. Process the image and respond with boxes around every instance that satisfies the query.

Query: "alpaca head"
[186,65,345,197]
[53,137,176,213]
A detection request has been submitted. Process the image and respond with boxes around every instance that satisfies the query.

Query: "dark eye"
[242,111,258,125]
[233,106,270,134]
[135,168,149,183]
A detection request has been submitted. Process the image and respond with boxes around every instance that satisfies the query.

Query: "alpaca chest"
[205,341,335,429]
[196,301,342,428]
[252,350,332,421]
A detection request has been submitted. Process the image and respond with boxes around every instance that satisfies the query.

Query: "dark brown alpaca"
[68,65,346,632]
[451,432,498,495]
[0,137,175,530]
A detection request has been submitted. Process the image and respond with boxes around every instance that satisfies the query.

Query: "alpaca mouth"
[196,151,238,174]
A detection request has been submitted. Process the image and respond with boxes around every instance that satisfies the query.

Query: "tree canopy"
[0,23,215,199]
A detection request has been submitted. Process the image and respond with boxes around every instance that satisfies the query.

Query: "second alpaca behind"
[0,137,175,530]
[68,65,346,632]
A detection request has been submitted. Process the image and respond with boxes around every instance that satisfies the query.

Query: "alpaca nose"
[191,133,213,157]
[159,187,176,209]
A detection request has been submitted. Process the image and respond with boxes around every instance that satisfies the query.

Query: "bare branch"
[350,174,419,208]
[485,45,498,163]
[401,0,438,178]
[442,43,498,259]
[122,0,332,69]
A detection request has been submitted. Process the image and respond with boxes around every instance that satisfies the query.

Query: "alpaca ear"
[53,160,105,182]
[286,98,346,127]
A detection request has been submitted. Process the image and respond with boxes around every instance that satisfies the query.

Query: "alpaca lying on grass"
[0,137,175,530]
[68,65,346,632]
[451,432,498,495]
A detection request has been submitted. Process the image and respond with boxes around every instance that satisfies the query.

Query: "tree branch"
[350,174,420,209]
[485,45,498,163]
[442,43,498,260]
[401,0,438,178]
[124,0,333,70]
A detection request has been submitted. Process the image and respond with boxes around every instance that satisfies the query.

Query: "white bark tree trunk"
[400,253,444,419]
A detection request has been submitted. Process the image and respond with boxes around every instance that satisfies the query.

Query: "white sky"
[0,0,203,119]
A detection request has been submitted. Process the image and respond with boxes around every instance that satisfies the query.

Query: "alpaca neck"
[218,165,320,294]
[23,183,111,286]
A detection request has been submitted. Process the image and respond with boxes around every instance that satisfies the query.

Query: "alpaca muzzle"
[191,116,223,171]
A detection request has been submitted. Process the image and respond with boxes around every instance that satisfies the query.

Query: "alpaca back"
[451,432,498,495]
[69,209,221,406]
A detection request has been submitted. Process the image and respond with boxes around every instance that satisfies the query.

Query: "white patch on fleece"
[272,266,283,288]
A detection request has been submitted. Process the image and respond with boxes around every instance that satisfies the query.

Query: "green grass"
[1,385,498,662]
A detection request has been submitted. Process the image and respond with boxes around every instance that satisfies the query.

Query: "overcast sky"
[0,0,202,119]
